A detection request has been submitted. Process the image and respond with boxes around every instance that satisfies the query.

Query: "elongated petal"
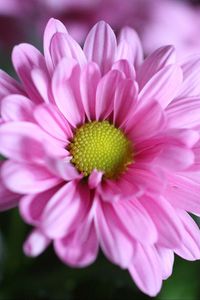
[175,210,200,260]
[0,70,24,101]
[117,27,143,68]
[88,170,103,189]
[43,18,67,74]
[112,59,135,79]
[127,100,165,141]
[140,195,184,248]
[156,247,174,280]
[126,165,166,196]
[155,145,194,171]
[80,62,101,121]
[0,122,47,162]
[50,32,86,67]
[84,21,117,74]
[31,68,52,103]
[98,177,140,203]
[165,174,200,215]
[24,229,51,257]
[139,65,183,109]
[176,213,200,260]
[95,70,123,120]
[12,43,48,103]
[112,198,158,245]
[1,161,61,194]
[45,157,82,181]
[113,79,137,128]
[161,128,199,148]
[129,244,162,297]
[19,187,58,225]
[41,182,90,238]
[94,197,134,268]
[1,94,35,122]
[34,103,72,142]
[52,58,85,127]
[178,56,200,98]
[166,97,200,129]
[137,46,176,88]
[54,218,99,267]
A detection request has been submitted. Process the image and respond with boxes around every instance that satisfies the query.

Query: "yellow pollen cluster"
[68,121,133,179]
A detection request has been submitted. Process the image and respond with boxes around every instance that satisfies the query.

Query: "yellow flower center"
[69,121,133,179]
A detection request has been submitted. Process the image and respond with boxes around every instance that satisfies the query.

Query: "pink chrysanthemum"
[1,19,200,296]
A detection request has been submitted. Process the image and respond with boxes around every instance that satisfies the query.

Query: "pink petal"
[80,62,101,121]
[134,139,163,163]
[12,43,48,103]
[126,165,166,196]
[31,68,52,103]
[50,32,86,67]
[23,229,51,257]
[98,178,139,203]
[162,129,199,148]
[129,244,162,297]
[138,65,183,109]
[41,181,90,238]
[45,156,82,181]
[139,129,197,171]
[34,103,73,142]
[43,18,67,74]
[112,198,158,245]
[156,247,174,280]
[178,56,200,98]
[166,97,200,129]
[112,59,135,80]
[165,174,200,215]
[88,170,103,189]
[140,195,184,248]
[0,70,24,101]
[117,27,143,68]
[1,94,35,122]
[1,160,61,194]
[94,197,134,268]
[126,100,165,141]
[175,210,200,260]
[19,186,59,225]
[155,144,194,171]
[84,21,117,74]
[95,69,123,120]
[137,46,176,89]
[0,122,47,162]
[54,218,99,267]
[52,58,85,127]
[113,78,137,128]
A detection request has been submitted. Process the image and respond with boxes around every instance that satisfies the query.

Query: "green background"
[0,209,199,300]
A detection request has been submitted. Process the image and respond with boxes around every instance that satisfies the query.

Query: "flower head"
[1,18,200,296]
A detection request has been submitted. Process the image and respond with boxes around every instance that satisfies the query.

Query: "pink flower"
[1,18,200,296]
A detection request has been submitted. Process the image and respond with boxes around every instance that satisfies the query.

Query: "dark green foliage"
[0,210,199,300]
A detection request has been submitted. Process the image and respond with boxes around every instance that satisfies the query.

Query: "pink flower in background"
[1,0,200,58]
[1,18,200,296]
[0,1,33,51]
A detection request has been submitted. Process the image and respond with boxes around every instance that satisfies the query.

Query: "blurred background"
[1,0,200,299]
